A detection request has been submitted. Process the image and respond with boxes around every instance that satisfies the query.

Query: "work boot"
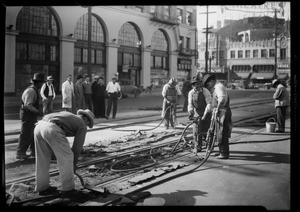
[60,189,81,198]
[39,186,59,196]
[16,153,30,160]
[216,154,229,159]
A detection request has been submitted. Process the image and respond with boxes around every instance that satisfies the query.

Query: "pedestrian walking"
[82,75,93,111]
[106,76,121,119]
[16,73,45,160]
[182,76,192,112]
[61,75,74,112]
[272,79,290,133]
[34,109,95,197]
[161,78,182,130]
[92,76,107,118]
[74,75,86,112]
[203,74,233,159]
[188,76,212,154]
[40,76,56,115]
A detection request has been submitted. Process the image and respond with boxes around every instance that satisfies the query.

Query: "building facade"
[197,16,290,86]
[5,5,198,95]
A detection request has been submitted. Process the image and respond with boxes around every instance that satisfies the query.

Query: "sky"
[197,2,291,42]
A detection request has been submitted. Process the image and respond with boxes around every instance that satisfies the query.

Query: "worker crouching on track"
[162,78,182,130]
[34,109,95,197]
[188,76,212,154]
[203,74,232,159]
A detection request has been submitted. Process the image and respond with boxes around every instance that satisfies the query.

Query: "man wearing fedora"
[40,76,56,115]
[33,109,95,197]
[202,74,232,159]
[16,73,45,160]
[272,79,290,133]
[188,76,212,154]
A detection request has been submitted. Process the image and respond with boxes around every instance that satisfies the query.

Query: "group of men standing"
[162,74,232,159]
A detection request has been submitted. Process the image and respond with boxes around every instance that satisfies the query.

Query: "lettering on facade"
[277,64,289,69]
[178,59,192,70]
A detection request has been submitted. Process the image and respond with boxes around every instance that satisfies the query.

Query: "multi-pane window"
[96,50,104,64]
[48,46,57,61]
[155,56,162,68]
[151,30,168,51]
[238,50,243,58]
[186,12,192,25]
[118,22,140,47]
[177,8,183,23]
[28,43,45,61]
[269,49,275,57]
[280,48,286,60]
[220,50,224,59]
[16,6,58,36]
[91,49,95,64]
[74,48,81,63]
[186,37,190,49]
[16,42,27,60]
[151,56,155,68]
[245,50,250,58]
[123,53,133,65]
[230,51,235,58]
[82,49,88,63]
[118,52,123,66]
[162,57,168,69]
[179,36,184,49]
[253,50,258,58]
[74,14,105,43]
[164,6,170,19]
[261,49,267,58]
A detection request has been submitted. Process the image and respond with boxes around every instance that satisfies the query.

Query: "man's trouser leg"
[106,95,113,117]
[183,95,188,112]
[17,117,37,156]
[276,106,287,131]
[112,94,118,118]
[218,110,230,157]
[34,121,75,192]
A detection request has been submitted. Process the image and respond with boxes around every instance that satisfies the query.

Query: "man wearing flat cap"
[16,73,45,160]
[40,76,56,115]
[272,79,290,133]
[203,74,232,159]
[188,76,212,154]
[34,109,95,197]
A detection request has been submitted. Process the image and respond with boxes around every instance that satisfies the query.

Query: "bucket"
[266,118,277,133]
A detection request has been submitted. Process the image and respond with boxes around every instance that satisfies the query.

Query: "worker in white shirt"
[40,76,56,115]
[106,76,121,119]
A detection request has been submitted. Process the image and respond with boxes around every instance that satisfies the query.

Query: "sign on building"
[178,59,192,70]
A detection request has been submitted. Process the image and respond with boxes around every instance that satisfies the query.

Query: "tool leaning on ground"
[74,171,110,195]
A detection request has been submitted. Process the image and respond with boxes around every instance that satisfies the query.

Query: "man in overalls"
[161,78,181,130]
[203,74,232,159]
[188,76,212,154]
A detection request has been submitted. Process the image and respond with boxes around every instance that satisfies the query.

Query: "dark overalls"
[163,85,177,128]
[192,87,211,151]
[17,85,40,156]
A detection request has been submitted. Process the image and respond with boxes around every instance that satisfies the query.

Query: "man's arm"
[71,125,87,168]
[52,84,56,99]
[40,83,46,100]
[187,89,194,117]
[23,88,39,114]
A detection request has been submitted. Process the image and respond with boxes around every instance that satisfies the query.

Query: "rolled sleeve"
[187,89,194,112]
[203,87,212,113]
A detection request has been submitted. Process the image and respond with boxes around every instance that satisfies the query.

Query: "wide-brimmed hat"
[202,74,216,86]
[46,76,54,81]
[272,79,280,88]
[32,73,45,82]
[77,75,84,80]
[77,109,95,128]
[191,76,201,85]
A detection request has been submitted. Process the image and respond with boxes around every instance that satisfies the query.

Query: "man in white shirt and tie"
[106,76,121,119]
[40,76,56,115]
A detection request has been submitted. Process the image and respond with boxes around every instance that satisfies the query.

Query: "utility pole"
[87,6,92,79]
[199,6,216,74]
[274,9,278,79]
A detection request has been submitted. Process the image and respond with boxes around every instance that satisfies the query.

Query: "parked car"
[118,79,141,98]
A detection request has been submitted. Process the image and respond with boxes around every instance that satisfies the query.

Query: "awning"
[250,72,274,80]
[236,72,250,79]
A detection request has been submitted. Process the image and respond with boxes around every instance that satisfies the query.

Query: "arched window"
[74,14,106,82]
[118,23,140,46]
[151,29,168,51]
[15,6,60,93]
[16,6,58,36]
[74,14,105,42]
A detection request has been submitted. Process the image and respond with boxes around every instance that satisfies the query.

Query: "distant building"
[5,5,198,95]
[197,16,290,86]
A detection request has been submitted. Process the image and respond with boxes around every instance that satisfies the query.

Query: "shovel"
[74,171,110,195]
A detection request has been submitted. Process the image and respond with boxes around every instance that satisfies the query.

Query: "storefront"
[177,58,191,89]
